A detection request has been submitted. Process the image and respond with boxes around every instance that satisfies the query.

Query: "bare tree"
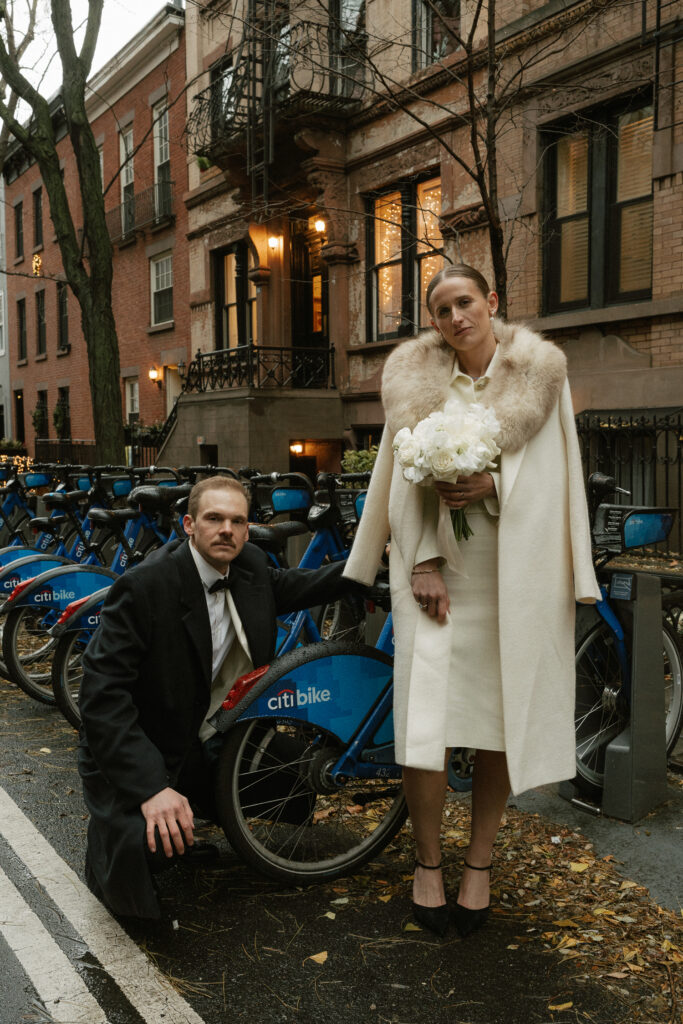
[0,0,124,461]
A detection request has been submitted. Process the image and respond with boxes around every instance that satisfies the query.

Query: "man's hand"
[140,787,195,858]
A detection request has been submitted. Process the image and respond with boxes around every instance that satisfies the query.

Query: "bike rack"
[601,571,668,822]
[561,571,669,822]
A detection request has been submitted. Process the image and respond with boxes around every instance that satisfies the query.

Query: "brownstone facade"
[169,0,682,472]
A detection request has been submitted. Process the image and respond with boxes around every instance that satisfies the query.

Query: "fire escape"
[186,0,366,214]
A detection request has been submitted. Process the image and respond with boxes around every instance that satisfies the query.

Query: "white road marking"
[0,786,207,1024]
[0,864,108,1023]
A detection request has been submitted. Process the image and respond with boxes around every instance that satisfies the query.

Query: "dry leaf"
[553,919,579,928]
[304,951,328,965]
[324,912,336,920]
[548,1002,573,1011]
[403,921,421,932]
[377,894,392,903]
[569,862,589,873]
[619,880,638,889]
[39,747,51,753]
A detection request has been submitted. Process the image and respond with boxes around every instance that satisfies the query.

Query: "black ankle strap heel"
[412,860,449,937]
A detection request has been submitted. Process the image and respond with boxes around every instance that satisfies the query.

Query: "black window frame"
[56,386,71,440]
[16,298,27,361]
[542,92,654,315]
[14,202,23,261]
[412,0,460,72]
[35,290,46,355]
[33,187,43,248]
[214,240,257,350]
[365,175,443,342]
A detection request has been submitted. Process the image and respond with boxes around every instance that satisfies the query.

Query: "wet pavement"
[1,679,681,1024]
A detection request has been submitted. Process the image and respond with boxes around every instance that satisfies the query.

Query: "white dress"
[414,347,505,751]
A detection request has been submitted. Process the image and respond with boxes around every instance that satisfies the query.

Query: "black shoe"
[454,860,491,938]
[412,860,449,938]
[181,841,220,865]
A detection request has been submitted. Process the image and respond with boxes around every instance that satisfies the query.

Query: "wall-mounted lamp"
[314,219,326,233]
[177,359,186,382]
[289,441,304,455]
[268,235,281,251]
[148,366,162,390]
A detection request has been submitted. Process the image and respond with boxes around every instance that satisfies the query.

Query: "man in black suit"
[78,475,351,919]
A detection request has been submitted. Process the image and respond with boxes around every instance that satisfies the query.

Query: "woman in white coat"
[343,265,600,938]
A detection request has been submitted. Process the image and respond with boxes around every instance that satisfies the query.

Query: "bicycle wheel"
[662,592,683,752]
[215,648,407,884]
[51,631,86,729]
[574,615,683,801]
[316,596,366,643]
[2,606,59,705]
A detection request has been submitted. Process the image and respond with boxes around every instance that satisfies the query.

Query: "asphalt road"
[1,678,680,1024]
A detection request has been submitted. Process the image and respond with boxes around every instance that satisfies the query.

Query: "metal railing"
[577,409,683,555]
[105,181,174,243]
[183,345,335,392]
[186,19,365,159]
[34,439,98,464]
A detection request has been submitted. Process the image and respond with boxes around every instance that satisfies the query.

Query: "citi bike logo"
[267,685,331,711]
[3,576,20,591]
[86,613,101,626]
[35,587,76,603]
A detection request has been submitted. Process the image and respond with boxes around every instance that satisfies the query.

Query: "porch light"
[177,359,186,381]
[268,235,281,250]
[148,367,162,389]
[289,442,304,455]
[314,219,326,233]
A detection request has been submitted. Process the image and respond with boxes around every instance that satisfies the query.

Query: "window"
[329,0,366,97]
[210,57,235,141]
[366,176,444,340]
[124,377,139,423]
[151,253,173,325]
[17,298,26,360]
[14,202,23,260]
[57,281,69,350]
[153,101,172,218]
[215,241,258,349]
[33,187,43,248]
[543,100,654,312]
[35,290,46,355]
[120,129,135,235]
[0,292,4,356]
[413,0,459,71]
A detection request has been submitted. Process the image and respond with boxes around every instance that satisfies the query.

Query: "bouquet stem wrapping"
[451,507,474,542]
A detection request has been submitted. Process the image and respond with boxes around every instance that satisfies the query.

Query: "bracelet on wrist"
[412,568,439,575]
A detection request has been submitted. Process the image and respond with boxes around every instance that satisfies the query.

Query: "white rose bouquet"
[392,399,501,541]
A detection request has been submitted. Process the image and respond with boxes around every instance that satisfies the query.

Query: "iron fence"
[576,409,683,556]
[183,345,335,392]
[34,439,98,464]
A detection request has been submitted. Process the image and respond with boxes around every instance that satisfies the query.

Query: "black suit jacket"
[78,538,349,918]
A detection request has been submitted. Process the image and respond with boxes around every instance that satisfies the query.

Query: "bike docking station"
[601,570,668,821]
[561,503,675,823]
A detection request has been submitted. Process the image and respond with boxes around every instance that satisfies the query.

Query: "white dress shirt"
[188,541,236,681]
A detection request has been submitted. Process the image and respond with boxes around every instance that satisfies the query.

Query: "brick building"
[2,3,187,456]
[163,0,681,476]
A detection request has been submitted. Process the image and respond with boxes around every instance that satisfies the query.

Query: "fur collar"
[381,320,567,452]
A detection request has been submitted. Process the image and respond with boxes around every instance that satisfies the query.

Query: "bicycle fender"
[0,554,75,599]
[210,641,394,747]
[48,585,110,638]
[0,546,53,566]
[4,564,117,613]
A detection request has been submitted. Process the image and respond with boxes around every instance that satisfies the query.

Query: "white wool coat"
[344,322,601,794]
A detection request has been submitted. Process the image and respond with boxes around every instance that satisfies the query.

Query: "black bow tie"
[208,576,233,595]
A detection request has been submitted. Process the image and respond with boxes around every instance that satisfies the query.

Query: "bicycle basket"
[271,486,311,514]
[594,503,676,552]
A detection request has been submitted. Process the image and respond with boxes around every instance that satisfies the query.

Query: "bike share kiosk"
[561,500,675,822]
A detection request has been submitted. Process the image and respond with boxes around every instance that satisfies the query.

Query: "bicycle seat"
[249,521,309,556]
[29,515,66,535]
[88,507,139,526]
[128,484,190,514]
[43,490,88,509]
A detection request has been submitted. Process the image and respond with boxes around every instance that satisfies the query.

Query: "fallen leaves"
[303,950,328,965]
